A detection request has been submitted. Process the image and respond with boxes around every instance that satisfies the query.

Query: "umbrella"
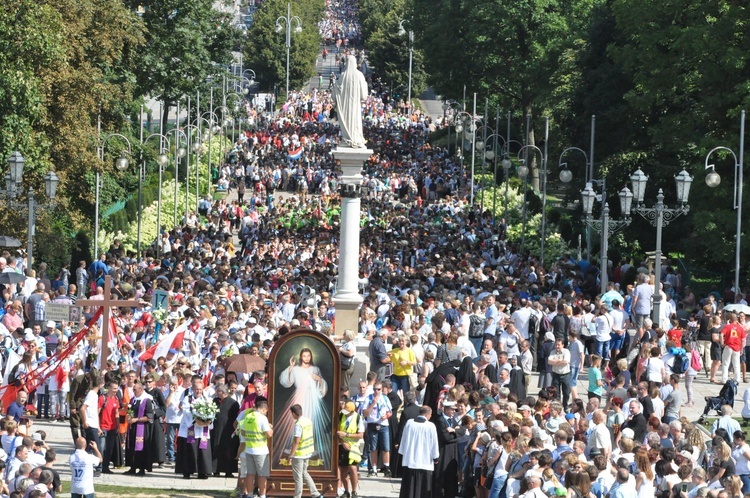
[223,353,266,374]
[0,236,21,248]
[0,272,26,285]
[723,303,750,315]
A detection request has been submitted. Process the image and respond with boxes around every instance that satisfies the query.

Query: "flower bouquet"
[191,398,219,423]
[151,308,168,325]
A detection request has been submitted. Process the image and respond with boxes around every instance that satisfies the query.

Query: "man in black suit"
[433,400,458,498]
[618,400,648,445]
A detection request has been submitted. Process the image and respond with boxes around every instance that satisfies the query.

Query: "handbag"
[483,449,502,490]
[340,352,354,370]
[408,372,419,389]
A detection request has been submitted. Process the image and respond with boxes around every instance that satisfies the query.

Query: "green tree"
[576,0,750,279]
[410,0,597,191]
[243,0,325,96]
[126,0,239,127]
[360,0,427,99]
[0,0,144,266]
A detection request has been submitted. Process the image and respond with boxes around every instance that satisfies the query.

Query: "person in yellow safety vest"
[288,404,324,498]
[240,400,273,498]
[337,401,365,498]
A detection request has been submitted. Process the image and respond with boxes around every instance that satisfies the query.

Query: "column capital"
[333,147,373,185]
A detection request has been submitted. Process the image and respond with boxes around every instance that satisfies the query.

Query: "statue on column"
[333,55,368,149]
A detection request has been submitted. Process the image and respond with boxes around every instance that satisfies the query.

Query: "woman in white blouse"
[646,346,667,386]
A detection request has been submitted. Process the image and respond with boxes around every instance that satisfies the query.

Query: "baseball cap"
[46,320,56,328]
[341,401,357,415]
[519,405,532,412]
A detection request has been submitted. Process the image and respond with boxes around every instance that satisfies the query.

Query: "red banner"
[1,307,104,412]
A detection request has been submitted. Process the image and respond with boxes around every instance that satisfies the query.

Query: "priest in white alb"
[398,405,440,498]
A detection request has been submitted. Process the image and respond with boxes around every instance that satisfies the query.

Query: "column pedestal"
[332,146,372,335]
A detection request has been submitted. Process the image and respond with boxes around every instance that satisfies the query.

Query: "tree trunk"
[161,101,171,137]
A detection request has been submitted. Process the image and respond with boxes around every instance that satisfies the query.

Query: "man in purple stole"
[125,380,154,476]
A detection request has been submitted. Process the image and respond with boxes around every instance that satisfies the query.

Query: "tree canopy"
[242,0,325,96]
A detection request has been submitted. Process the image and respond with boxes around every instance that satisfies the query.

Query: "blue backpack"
[670,347,689,374]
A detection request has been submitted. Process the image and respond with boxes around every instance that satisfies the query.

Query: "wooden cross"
[77,275,141,369]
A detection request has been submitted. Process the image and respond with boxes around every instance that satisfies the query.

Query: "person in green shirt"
[588,354,605,401]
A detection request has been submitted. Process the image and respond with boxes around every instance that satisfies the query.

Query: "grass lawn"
[698,416,750,439]
[61,481,232,498]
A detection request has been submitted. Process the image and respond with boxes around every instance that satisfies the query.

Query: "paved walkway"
[40,354,734,497]
[38,416,400,497]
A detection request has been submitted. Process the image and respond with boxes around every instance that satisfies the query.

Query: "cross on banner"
[76,275,140,368]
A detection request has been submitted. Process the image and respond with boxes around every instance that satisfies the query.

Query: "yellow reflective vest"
[242,411,267,450]
[294,416,314,458]
[339,413,362,464]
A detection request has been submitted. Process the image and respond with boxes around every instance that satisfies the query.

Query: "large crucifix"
[77,275,140,369]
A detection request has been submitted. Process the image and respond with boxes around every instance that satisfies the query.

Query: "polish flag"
[139,320,189,361]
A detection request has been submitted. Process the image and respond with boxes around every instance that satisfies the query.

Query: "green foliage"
[359,0,427,98]
[243,0,325,94]
[100,178,189,253]
[126,0,240,123]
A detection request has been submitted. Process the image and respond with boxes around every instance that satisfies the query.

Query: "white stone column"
[332,147,372,336]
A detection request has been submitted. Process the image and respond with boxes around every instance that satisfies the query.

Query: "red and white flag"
[139,320,190,361]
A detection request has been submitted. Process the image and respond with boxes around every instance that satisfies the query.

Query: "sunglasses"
[374,388,382,391]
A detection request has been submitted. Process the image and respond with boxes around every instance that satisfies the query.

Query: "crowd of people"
[0,3,747,498]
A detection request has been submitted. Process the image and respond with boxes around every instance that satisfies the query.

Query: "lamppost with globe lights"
[558,115,597,257]
[480,132,506,216]
[165,127,188,226]
[201,109,222,192]
[1,152,59,270]
[224,92,245,143]
[704,109,745,298]
[96,132,132,258]
[276,3,302,97]
[140,133,176,255]
[452,109,474,163]
[630,167,694,324]
[580,181,633,294]
[398,20,414,113]
[517,120,548,258]
[453,96,479,203]
[472,123,495,210]
[441,101,461,157]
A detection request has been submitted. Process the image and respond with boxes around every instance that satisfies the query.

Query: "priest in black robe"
[211,385,240,476]
[144,375,167,468]
[423,359,460,413]
[384,380,402,476]
[394,391,421,478]
[125,380,154,476]
[433,400,459,498]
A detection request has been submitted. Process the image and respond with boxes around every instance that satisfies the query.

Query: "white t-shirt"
[82,391,100,429]
[165,387,185,424]
[1,435,22,456]
[244,412,271,456]
[595,313,613,342]
[647,358,665,383]
[611,309,626,332]
[69,449,100,495]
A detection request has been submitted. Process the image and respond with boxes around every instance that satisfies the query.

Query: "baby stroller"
[698,379,738,423]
